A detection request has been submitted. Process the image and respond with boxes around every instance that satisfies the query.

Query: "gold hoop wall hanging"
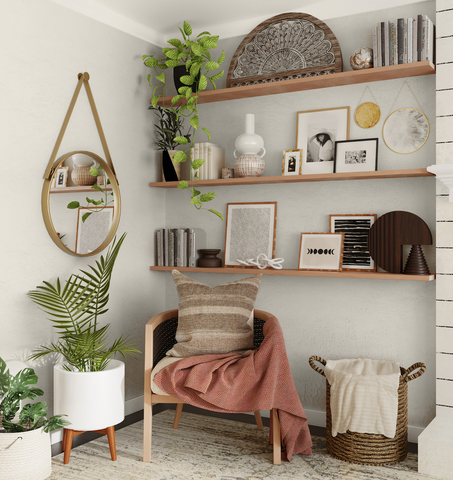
[382,80,429,154]
[354,86,381,129]
[42,72,121,257]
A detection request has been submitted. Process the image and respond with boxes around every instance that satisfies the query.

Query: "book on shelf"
[373,14,434,67]
[155,228,206,267]
[190,142,225,180]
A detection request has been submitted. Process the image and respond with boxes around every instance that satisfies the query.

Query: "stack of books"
[373,14,434,67]
[191,143,225,180]
[156,228,206,267]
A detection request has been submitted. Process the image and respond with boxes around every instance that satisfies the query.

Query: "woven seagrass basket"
[309,355,426,466]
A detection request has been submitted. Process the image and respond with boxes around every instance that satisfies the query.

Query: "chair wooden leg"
[62,428,67,451]
[254,411,264,430]
[271,409,281,465]
[173,403,184,429]
[63,428,74,465]
[143,397,153,462]
[105,426,117,461]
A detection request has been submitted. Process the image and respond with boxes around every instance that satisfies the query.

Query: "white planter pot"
[0,427,51,480]
[54,359,125,431]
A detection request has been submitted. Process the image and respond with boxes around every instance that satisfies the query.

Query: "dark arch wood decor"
[226,12,343,88]
[368,211,432,275]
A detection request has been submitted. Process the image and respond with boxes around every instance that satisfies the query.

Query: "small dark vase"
[162,150,179,182]
[198,249,222,268]
[173,65,200,93]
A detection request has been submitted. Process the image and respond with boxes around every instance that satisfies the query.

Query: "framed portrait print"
[296,107,350,175]
[298,233,344,271]
[282,149,302,176]
[224,202,277,267]
[334,138,378,173]
[54,166,69,188]
[75,206,114,254]
[329,214,377,271]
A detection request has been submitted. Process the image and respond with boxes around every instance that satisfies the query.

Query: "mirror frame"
[42,150,121,257]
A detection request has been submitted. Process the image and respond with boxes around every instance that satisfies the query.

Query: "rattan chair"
[143,309,282,465]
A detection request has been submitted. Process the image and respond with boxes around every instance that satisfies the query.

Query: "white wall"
[163,1,437,430]
[0,0,165,412]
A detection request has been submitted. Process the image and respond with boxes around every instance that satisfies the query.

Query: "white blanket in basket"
[325,358,400,438]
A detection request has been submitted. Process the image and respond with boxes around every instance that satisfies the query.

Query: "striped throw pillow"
[167,270,263,357]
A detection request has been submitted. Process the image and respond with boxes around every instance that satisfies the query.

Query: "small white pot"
[0,427,51,480]
[54,359,125,431]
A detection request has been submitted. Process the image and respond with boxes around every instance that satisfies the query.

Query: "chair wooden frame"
[143,309,281,465]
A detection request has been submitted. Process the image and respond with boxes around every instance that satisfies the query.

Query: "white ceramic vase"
[54,359,125,431]
[234,114,266,177]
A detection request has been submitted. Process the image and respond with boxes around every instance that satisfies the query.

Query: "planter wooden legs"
[62,426,117,464]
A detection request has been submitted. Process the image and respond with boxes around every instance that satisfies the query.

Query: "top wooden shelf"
[155,61,435,106]
[149,168,434,188]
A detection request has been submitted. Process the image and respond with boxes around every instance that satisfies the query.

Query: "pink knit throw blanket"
[154,316,313,461]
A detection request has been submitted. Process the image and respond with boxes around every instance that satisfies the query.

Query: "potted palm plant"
[0,357,69,480]
[152,105,191,182]
[27,233,140,463]
[143,20,225,220]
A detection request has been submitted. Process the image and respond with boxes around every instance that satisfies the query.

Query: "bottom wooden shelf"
[149,266,435,281]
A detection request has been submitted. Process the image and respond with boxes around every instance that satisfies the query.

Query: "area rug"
[50,410,436,480]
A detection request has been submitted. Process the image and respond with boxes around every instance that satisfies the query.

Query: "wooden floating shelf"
[155,61,435,107]
[149,266,435,281]
[149,168,434,188]
[50,185,113,194]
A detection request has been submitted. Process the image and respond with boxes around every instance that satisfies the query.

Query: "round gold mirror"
[42,151,121,256]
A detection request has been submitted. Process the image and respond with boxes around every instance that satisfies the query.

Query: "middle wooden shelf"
[149,266,435,281]
[149,168,433,188]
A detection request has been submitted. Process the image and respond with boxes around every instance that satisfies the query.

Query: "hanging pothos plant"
[143,21,225,220]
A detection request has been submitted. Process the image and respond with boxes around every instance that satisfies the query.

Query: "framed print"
[296,107,350,175]
[54,166,69,188]
[282,149,302,176]
[329,214,377,271]
[224,202,277,268]
[334,138,378,173]
[75,206,114,254]
[298,233,344,271]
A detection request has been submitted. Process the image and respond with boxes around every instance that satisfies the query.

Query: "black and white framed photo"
[75,206,114,254]
[282,149,302,176]
[53,166,69,188]
[296,107,350,175]
[298,233,344,271]
[224,202,277,268]
[334,138,378,173]
[329,214,377,271]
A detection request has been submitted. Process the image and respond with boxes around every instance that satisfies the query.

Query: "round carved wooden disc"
[355,102,381,128]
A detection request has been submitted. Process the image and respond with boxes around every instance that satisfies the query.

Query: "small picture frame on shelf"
[224,202,277,267]
[298,233,344,271]
[334,138,378,173]
[296,107,350,175]
[282,149,303,176]
[54,166,69,188]
[329,214,377,271]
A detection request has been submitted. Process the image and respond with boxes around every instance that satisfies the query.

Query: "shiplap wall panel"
[436,1,453,414]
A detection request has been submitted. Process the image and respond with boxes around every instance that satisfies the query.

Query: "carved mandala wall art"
[227,13,343,88]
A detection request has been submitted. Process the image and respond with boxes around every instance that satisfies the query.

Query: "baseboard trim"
[51,395,420,456]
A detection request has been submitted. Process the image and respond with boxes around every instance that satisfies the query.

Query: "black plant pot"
[162,150,179,182]
[173,65,200,93]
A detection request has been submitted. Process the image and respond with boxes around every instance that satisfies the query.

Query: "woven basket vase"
[309,355,426,466]
[0,424,51,480]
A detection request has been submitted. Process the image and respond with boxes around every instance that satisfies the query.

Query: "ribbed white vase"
[54,360,125,431]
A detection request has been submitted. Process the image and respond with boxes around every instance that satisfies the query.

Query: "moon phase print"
[298,233,345,271]
[329,214,377,271]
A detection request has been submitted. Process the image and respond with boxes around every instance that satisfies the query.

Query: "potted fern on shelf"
[0,358,69,480]
[143,20,225,220]
[27,233,140,463]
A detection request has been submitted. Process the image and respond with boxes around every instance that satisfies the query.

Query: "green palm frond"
[27,233,138,372]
